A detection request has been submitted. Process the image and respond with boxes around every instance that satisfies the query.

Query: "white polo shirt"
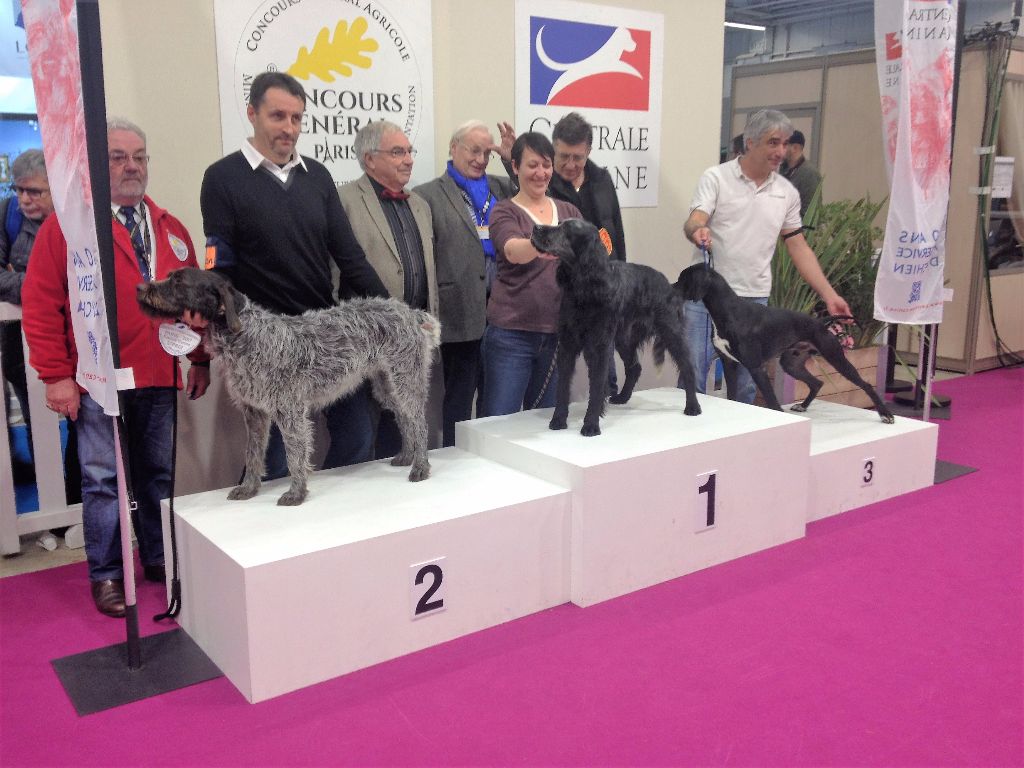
[687,158,802,297]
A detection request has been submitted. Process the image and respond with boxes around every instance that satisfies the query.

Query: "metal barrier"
[0,302,82,555]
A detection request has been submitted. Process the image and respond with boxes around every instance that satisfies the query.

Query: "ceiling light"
[724,21,767,31]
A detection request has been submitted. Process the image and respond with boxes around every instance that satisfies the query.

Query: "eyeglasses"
[108,152,150,167]
[555,152,588,164]
[374,147,417,159]
[460,143,491,161]
[13,185,50,199]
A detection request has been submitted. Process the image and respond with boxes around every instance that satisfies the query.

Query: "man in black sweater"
[201,71,388,479]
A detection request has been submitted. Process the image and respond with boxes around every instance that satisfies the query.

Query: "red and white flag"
[873,0,957,325]
[22,0,119,414]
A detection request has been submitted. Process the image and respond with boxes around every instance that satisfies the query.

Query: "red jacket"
[22,196,209,389]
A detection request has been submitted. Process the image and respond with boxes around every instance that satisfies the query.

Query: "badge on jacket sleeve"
[168,233,189,262]
[158,322,201,355]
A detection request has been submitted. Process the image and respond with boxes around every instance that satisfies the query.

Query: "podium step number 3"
[862,457,876,487]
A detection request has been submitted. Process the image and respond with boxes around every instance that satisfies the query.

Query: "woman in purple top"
[482,132,581,416]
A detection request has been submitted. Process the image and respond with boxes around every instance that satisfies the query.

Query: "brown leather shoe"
[143,564,166,583]
[91,579,126,618]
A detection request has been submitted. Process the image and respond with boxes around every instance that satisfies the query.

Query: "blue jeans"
[481,325,558,416]
[77,388,174,581]
[263,385,375,480]
[680,297,768,405]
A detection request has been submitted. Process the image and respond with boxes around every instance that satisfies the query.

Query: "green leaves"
[771,188,887,347]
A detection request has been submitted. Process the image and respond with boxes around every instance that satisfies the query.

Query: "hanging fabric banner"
[874,0,905,182]
[873,0,957,325]
[22,0,119,414]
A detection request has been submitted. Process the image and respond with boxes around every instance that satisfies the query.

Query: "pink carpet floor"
[1,368,1021,767]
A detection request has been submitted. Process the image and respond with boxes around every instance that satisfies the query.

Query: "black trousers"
[440,339,481,447]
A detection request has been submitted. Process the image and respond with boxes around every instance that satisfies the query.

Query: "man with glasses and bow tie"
[21,118,211,618]
[339,120,437,459]
[201,71,387,478]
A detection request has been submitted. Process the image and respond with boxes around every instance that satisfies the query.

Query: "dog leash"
[528,339,559,410]
[700,245,716,390]
[154,352,183,621]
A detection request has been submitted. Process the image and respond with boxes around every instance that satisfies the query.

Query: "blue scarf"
[446,161,495,259]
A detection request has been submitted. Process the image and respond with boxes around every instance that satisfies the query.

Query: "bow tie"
[381,188,409,201]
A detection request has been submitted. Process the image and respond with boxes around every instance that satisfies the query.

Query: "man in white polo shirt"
[680,108,851,404]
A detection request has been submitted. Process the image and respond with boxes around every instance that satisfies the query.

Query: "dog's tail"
[415,310,442,349]
[652,339,667,369]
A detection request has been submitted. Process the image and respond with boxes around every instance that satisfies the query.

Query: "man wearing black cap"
[782,130,822,218]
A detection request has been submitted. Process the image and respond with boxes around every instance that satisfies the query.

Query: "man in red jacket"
[22,118,210,618]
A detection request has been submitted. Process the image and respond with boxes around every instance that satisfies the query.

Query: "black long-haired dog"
[531,219,701,436]
[674,264,894,423]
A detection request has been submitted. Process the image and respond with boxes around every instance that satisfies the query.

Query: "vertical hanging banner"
[514,0,664,208]
[874,0,904,182]
[873,0,957,325]
[22,0,118,414]
[213,0,434,187]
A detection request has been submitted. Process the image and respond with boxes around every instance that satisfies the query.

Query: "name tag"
[476,225,490,240]
[159,322,202,355]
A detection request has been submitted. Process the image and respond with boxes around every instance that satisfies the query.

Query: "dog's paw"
[549,417,568,430]
[277,487,308,506]
[684,403,702,416]
[608,393,631,405]
[789,404,808,413]
[580,423,601,437]
[879,412,895,424]
[227,485,258,501]
[408,463,430,482]
[391,453,413,467]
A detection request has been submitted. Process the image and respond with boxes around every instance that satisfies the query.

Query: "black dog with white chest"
[531,218,701,436]
[674,264,894,423]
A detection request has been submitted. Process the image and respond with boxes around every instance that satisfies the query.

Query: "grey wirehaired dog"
[137,267,440,505]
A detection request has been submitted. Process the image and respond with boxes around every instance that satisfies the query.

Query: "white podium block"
[457,389,810,607]
[163,448,571,702]
[794,400,938,522]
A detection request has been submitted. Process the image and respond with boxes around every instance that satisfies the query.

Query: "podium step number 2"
[411,557,447,620]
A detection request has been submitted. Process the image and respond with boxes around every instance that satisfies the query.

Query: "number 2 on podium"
[411,557,446,620]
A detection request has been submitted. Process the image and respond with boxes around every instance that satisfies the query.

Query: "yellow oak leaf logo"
[287,17,378,82]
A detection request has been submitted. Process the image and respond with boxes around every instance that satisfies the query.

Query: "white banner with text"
[213,0,435,187]
[874,0,957,325]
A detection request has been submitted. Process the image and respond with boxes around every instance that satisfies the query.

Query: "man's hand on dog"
[181,310,209,328]
[689,226,712,250]
[186,364,210,400]
[683,210,713,250]
[824,294,854,321]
